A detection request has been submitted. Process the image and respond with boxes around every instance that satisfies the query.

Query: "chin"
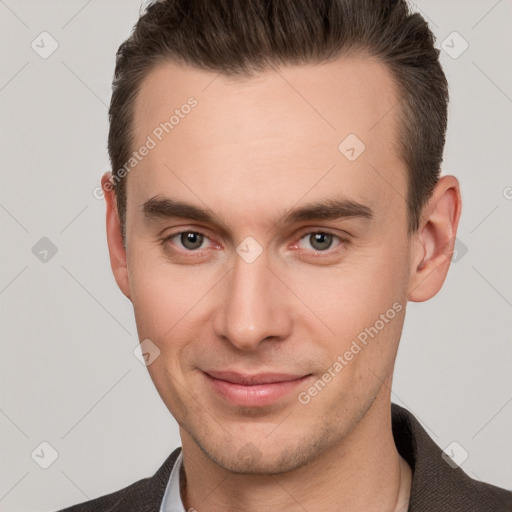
[193,427,328,475]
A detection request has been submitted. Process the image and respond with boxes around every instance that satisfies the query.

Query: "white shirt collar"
[159,450,186,512]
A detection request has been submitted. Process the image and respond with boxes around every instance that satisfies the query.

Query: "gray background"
[0,1,511,510]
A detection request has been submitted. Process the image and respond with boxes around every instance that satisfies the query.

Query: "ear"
[102,172,132,301]
[407,175,462,302]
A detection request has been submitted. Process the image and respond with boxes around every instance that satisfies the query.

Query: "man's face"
[122,56,414,472]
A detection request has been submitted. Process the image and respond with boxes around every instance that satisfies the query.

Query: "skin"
[102,55,461,511]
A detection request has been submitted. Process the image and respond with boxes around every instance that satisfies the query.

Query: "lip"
[202,370,312,407]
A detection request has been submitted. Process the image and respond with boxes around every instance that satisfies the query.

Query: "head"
[103,0,461,474]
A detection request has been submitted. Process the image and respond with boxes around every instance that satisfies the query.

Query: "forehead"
[128,56,407,230]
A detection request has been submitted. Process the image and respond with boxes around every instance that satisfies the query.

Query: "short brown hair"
[108,0,448,241]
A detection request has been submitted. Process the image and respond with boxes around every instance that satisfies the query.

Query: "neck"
[179,395,412,512]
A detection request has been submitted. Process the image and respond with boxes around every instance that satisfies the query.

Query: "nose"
[213,247,293,351]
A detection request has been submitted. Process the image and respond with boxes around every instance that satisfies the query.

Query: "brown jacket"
[58,403,512,511]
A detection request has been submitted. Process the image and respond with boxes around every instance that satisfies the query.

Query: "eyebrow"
[142,195,374,231]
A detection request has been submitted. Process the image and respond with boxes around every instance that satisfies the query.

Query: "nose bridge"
[215,248,290,351]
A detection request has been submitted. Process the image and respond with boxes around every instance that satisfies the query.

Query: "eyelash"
[160,229,347,258]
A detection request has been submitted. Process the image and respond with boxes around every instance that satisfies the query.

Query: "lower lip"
[203,372,312,407]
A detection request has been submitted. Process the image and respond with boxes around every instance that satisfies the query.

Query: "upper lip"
[204,370,309,385]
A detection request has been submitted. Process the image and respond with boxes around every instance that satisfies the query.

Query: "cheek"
[289,249,406,337]
[128,256,202,402]
[128,247,187,340]
[286,244,408,397]
[127,246,218,354]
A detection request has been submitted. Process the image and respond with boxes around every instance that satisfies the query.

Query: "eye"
[161,229,346,259]
[165,231,211,251]
[297,231,343,252]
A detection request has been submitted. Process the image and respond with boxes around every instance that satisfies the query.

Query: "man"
[59,0,512,510]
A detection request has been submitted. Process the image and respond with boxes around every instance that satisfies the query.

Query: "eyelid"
[294,226,349,239]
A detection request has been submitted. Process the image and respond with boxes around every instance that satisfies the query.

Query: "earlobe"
[102,172,132,301]
[407,175,462,302]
